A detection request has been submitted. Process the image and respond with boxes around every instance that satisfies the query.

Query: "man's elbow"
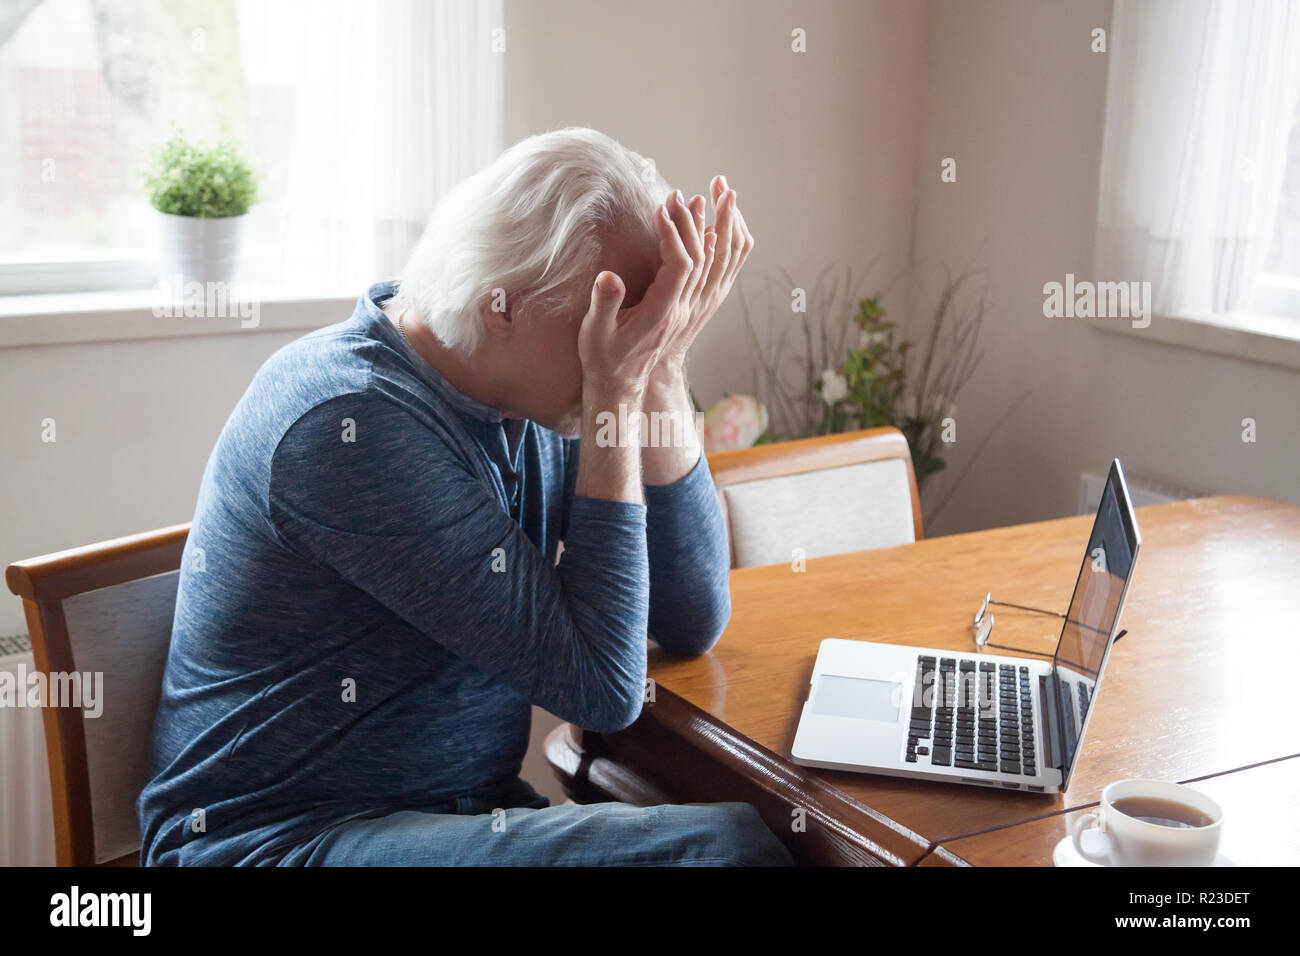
[583,684,645,734]
[655,590,731,658]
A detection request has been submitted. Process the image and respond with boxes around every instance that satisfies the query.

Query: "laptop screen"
[1052,461,1139,786]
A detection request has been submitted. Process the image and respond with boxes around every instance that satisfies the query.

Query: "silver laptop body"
[790,459,1142,795]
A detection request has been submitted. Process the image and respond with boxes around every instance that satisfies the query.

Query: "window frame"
[0,285,359,348]
[1083,290,1300,372]
[0,255,157,296]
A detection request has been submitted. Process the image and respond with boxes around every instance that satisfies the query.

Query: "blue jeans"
[275,778,794,866]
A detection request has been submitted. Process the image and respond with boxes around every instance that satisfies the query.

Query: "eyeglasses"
[972,591,1064,657]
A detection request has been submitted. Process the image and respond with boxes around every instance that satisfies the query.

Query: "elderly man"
[138,128,793,866]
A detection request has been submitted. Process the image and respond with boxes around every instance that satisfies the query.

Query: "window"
[1092,1,1300,369]
[0,0,504,303]
[1255,93,1300,319]
[0,0,303,293]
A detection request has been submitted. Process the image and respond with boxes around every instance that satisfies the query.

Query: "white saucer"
[1053,834,1235,867]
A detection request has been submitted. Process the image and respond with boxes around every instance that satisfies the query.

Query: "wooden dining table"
[553,495,1300,866]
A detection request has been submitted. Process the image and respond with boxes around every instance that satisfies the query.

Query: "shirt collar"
[360,280,504,424]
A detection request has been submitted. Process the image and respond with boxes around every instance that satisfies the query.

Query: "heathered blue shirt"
[137,281,731,866]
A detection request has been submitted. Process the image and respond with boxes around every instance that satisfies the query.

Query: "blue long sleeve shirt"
[137,281,731,865]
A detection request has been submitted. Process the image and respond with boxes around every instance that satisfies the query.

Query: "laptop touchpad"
[811,675,900,721]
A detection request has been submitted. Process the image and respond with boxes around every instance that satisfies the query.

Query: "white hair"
[397,127,670,353]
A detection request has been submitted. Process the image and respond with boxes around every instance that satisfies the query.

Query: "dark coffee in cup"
[1073,780,1223,865]
[1111,796,1215,829]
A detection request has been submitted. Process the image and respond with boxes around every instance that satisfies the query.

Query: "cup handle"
[1071,812,1112,865]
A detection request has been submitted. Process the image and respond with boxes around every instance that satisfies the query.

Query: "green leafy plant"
[741,263,883,442]
[818,294,913,435]
[142,131,258,218]
[741,258,1030,522]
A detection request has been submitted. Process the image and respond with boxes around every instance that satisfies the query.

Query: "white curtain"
[1095,0,1300,317]
[239,0,504,286]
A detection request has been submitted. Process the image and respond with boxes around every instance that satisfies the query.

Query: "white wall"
[0,328,308,637]
[910,0,1300,533]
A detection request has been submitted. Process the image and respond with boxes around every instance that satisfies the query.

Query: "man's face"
[501,225,659,437]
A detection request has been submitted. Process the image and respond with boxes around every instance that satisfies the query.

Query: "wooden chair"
[4,523,190,866]
[545,428,925,805]
[708,427,923,568]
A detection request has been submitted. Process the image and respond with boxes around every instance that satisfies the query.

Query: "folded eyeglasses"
[972,591,1064,658]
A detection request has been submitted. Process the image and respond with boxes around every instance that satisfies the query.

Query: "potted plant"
[142,131,258,290]
[737,260,1029,524]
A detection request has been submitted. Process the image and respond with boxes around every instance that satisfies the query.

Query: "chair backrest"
[707,428,923,569]
[4,523,189,866]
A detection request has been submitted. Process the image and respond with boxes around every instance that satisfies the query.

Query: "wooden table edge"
[589,687,935,866]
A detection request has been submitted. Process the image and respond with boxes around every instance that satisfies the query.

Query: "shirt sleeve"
[564,441,732,656]
[268,393,649,733]
[642,452,733,656]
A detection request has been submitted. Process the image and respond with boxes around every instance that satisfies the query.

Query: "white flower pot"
[157,211,246,289]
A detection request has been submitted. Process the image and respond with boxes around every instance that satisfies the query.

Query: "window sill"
[0,286,361,349]
[1084,309,1300,372]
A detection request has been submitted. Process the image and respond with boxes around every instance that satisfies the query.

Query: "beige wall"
[0,329,304,638]
[911,0,1300,533]
[503,0,932,403]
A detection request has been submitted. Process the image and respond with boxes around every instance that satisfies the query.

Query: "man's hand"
[655,176,754,376]
[577,195,711,395]
[636,179,753,485]
[575,195,711,502]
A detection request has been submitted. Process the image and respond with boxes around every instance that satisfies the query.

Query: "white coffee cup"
[1071,779,1223,866]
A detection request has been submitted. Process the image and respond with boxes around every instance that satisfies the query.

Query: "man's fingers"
[635,203,693,319]
[587,270,626,329]
[666,190,705,301]
[688,195,710,302]
[667,190,701,257]
[689,193,706,234]
[736,196,754,245]
[727,194,751,282]
[704,189,736,293]
[691,230,718,312]
[711,174,728,205]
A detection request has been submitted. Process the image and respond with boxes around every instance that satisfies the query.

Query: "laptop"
[790,459,1141,794]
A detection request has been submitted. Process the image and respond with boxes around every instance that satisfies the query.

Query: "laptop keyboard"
[1057,679,1092,761]
[906,655,1038,776]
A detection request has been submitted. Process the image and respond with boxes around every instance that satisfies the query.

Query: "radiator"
[1078,470,1199,515]
[0,634,56,866]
